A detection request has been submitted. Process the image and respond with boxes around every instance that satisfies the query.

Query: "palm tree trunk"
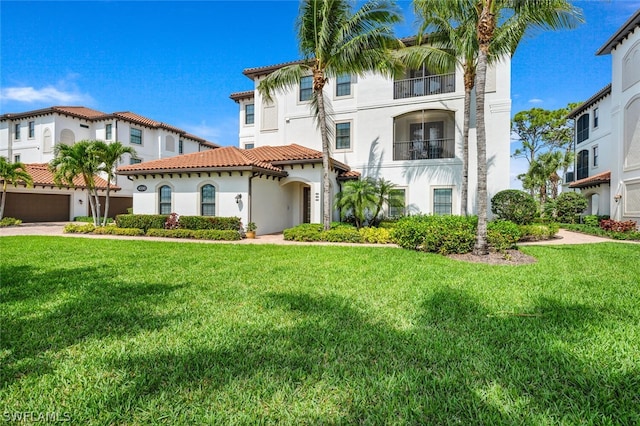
[314,71,331,231]
[461,77,473,216]
[0,183,7,220]
[102,184,111,227]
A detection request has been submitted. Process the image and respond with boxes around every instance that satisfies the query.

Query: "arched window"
[159,185,172,214]
[577,114,589,143]
[576,149,589,180]
[201,184,215,216]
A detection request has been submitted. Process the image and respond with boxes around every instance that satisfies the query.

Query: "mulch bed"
[448,249,537,265]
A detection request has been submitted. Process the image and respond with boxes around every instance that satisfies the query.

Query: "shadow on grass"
[97,290,638,424]
[1,264,181,388]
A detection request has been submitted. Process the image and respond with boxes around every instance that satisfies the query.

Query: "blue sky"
[1,1,639,187]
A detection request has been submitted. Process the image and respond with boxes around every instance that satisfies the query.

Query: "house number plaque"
[137,185,148,192]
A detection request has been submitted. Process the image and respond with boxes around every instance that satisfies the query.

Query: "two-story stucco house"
[567,9,640,224]
[117,46,511,235]
[0,106,217,221]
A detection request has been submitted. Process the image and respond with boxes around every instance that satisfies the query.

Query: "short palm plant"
[0,157,33,220]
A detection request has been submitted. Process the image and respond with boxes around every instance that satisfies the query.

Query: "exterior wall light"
[78,199,83,205]
[235,194,242,204]
[614,194,622,202]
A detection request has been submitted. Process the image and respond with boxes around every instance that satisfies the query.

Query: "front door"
[303,186,311,223]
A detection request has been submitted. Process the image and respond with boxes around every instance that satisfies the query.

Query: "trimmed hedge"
[283,223,385,244]
[562,223,640,240]
[359,227,393,244]
[145,228,241,240]
[93,227,144,236]
[116,214,168,232]
[74,216,114,224]
[487,220,521,251]
[178,216,242,231]
[491,190,538,225]
[391,215,477,254]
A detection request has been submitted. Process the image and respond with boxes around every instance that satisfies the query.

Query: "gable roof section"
[8,163,118,191]
[116,144,353,177]
[229,90,255,102]
[597,9,640,55]
[0,106,108,121]
[569,170,611,189]
[567,84,612,119]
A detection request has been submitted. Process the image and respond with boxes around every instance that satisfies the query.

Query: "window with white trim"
[336,74,351,97]
[299,76,312,102]
[388,188,406,217]
[130,128,142,144]
[14,123,20,140]
[159,185,172,214]
[593,145,599,167]
[201,184,216,216]
[335,122,351,150]
[593,108,599,128]
[577,114,589,143]
[28,121,35,138]
[245,104,254,125]
[433,188,452,215]
[106,123,113,140]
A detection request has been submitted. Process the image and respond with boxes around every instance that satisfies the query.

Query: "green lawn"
[1,237,639,424]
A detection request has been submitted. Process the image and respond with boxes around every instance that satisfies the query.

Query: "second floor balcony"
[393,138,455,161]
[393,110,456,161]
[393,72,456,99]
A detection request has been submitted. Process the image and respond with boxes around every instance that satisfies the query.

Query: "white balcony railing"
[393,73,456,99]
[393,139,455,161]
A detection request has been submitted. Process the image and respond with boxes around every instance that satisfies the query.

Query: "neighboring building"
[567,9,640,223]
[0,106,218,222]
[117,43,512,235]
[230,48,511,222]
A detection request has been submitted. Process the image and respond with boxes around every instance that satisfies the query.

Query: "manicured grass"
[1,237,639,424]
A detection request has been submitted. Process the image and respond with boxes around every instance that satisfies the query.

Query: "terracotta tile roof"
[338,170,361,180]
[14,163,118,191]
[117,146,286,176]
[116,144,353,177]
[569,170,611,189]
[229,90,255,102]
[242,59,307,78]
[1,106,108,121]
[112,111,185,134]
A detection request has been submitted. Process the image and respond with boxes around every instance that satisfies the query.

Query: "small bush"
[519,223,560,241]
[146,229,195,239]
[487,220,522,251]
[92,226,143,236]
[192,230,241,241]
[491,190,538,225]
[555,192,588,223]
[582,215,599,227]
[359,227,393,244]
[179,216,242,231]
[563,223,640,240]
[0,217,22,227]
[600,219,638,233]
[64,223,95,233]
[324,227,363,243]
[392,215,477,254]
[283,224,325,242]
[378,220,398,229]
[74,216,113,224]
[165,213,180,230]
[116,214,168,232]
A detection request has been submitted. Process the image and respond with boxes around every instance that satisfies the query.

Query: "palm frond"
[257,64,310,103]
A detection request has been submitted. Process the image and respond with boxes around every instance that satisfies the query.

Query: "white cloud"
[0,85,92,104]
[528,98,544,104]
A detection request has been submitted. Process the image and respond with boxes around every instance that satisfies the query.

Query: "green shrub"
[582,215,599,227]
[192,230,241,241]
[283,224,325,242]
[146,229,195,238]
[518,223,560,241]
[116,214,168,232]
[378,220,398,229]
[562,223,640,241]
[359,227,393,244]
[324,227,363,243]
[0,217,22,227]
[93,227,144,236]
[487,220,522,251]
[179,216,242,231]
[490,190,538,224]
[392,215,477,254]
[555,192,587,223]
[64,223,95,233]
[74,216,113,224]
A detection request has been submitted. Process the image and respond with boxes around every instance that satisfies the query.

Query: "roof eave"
[596,10,640,55]
[116,165,286,177]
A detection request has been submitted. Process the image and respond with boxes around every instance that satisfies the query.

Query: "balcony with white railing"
[393,138,455,161]
[393,73,456,99]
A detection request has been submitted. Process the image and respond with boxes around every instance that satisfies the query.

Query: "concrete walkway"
[1,222,637,246]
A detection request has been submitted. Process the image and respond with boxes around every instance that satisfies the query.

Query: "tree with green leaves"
[335,178,378,229]
[472,0,582,255]
[0,157,33,220]
[50,141,103,226]
[370,178,404,224]
[258,0,404,231]
[94,141,137,226]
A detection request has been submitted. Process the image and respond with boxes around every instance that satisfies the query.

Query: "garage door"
[4,193,70,222]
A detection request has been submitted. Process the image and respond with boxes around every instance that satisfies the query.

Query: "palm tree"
[335,178,377,229]
[473,0,582,255]
[50,140,103,226]
[95,141,137,226]
[370,178,403,224]
[0,157,33,220]
[258,0,404,230]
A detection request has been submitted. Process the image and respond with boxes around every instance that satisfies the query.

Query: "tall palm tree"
[95,141,137,226]
[50,140,103,226]
[0,157,33,220]
[258,0,404,230]
[473,0,582,255]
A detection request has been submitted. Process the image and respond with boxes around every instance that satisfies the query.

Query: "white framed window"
[130,157,142,165]
[388,188,406,218]
[335,121,351,150]
[130,128,142,145]
[245,103,254,125]
[106,123,113,140]
[244,143,255,149]
[159,185,172,214]
[433,188,453,215]
[28,121,35,138]
[299,76,312,102]
[593,108,599,128]
[577,114,589,143]
[593,145,599,168]
[201,184,216,216]
[336,74,352,97]
[179,139,184,154]
[14,123,20,140]
[13,154,21,163]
